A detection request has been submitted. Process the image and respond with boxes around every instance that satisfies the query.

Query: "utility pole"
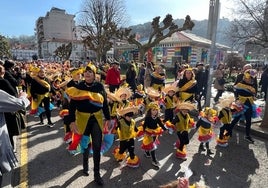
[205,0,220,107]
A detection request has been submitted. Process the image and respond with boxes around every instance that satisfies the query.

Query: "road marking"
[19,129,28,188]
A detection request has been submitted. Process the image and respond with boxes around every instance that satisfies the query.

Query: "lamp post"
[71,10,89,61]
[205,0,220,107]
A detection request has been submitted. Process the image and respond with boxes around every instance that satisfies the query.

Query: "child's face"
[120,94,127,100]
[168,90,175,96]
[181,109,188,115]
[151,108,158,116]
[124,115,131,121]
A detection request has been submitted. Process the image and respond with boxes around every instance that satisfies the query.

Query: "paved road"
[2,87,268,188]
[2,107,268,188]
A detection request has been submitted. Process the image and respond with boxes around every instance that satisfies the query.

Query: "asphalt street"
[2,89,268,188]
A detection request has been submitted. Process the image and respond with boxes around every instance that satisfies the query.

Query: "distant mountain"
[129,18,233,47]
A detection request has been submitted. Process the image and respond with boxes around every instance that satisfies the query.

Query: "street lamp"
[71,11,89,61]
[205,0,220,107]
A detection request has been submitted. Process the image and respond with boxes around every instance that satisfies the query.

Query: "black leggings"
[119,138,135,159]
[39,96,52,123]
[83,116,102,176]
[229,103,253,137]
[177,131,189,151]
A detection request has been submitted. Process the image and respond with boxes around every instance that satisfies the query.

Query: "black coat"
[0,78,25,138]
[259,70,268,93]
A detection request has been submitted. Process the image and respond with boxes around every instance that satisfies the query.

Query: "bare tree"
[54,43,72,61]
[0,35,11,59]
[116,15,195,63]
[228,0,268,127]
[224,53,245,77]
[228,0,268,48]
[78,0,127,62]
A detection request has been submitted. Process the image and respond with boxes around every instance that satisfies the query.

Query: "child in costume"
[163,84,178,122]
[59,68,83,145]
[29,66,55,127]
[143,87,161,112]
[114,86,133,109]
[176,68,197,103]
[216,95,235,147]
[51,77,62,108]
[196,107,218,155]
[141,102,167,167]
[113,106,140,168]
[150,64,166,92]
[106,90,122,134]
[132,84,146,115]
[172,102,196,159]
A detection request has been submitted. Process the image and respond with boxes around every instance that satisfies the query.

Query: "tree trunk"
[138,48,145,64]
[260,87,268,127]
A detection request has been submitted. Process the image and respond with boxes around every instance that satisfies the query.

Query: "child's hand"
[178,177,189,188]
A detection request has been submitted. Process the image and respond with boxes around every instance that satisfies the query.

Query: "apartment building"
[36,7,94,61]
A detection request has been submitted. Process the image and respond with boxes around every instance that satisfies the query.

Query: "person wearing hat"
[30,66,55,127]
[125,63,137,93]
[215,95,235,147]
[0,64,24,149]
[176,68,197,103]
[144,61,154,88]
[234,64,258,96]
[106,90,121,135]
[143,87,161,112]
[113,106,140,168]
[3,60,19,96]
[195,62,207,111]
[58,68,83,145]
[66,63,111,186]
[133,84,146,115]
[105,61,121,92]
[228,69,258,144]
[141,102,167,167]
[163,84,178,122]
[106,90,121,117]
[196,107,218,155]
[51,77,62,108]
[137,63,145,85]
[172,102,196,159]
[114,86,133,109]
[150,64,166,92]
[213,63,226,104]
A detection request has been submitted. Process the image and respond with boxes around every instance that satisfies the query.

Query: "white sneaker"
[152,160,160,167]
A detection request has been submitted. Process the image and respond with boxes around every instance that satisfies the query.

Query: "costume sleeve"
[143,116,149,130]
[195,119,201,129]
[0,90,29,112]
[218,110,224,119]
[172,114,180,125]
[157,117,167,130]
[68,99,76,123]
[101,85,111,120]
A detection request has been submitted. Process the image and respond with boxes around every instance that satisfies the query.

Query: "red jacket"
[105,67,121,85]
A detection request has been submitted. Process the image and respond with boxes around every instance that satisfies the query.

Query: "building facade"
[36,7,95,61]
[114,31,230,67]
[11,48,38,61]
